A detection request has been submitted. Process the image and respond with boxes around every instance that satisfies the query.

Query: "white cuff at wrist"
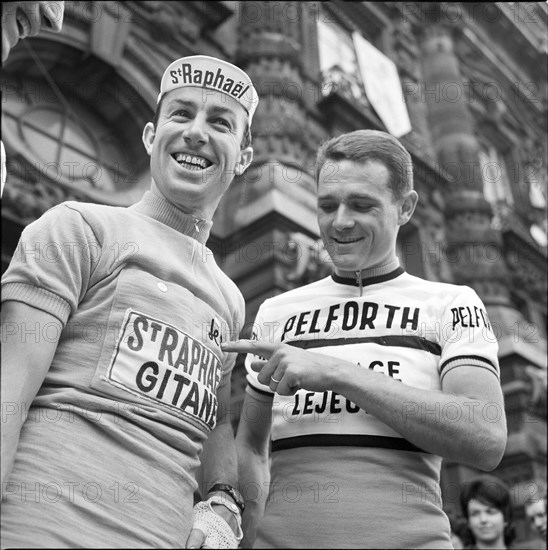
[207,494,242,519]
[193,498,243,547]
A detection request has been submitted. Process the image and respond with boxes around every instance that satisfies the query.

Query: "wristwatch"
[207,483,245,514]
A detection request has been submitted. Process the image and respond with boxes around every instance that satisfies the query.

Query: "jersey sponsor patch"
[106,309,222,429]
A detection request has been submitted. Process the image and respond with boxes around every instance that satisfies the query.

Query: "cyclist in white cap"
[1,54,258,549]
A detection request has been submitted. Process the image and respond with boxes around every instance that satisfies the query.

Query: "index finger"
[221,339,278,359]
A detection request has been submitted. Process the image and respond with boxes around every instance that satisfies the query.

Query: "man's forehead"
[318,159,391,190]
[163,87,247,119]
[320,158,389,176]
[317,190,383,208]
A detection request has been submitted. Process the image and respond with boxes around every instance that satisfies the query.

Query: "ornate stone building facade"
[2,1,546,545]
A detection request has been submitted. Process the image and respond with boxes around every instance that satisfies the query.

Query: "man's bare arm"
[334,362,506,470]
[222,340,507,471]
[1,301,61,486]
[236,390,272,548]
[186,367,240,548]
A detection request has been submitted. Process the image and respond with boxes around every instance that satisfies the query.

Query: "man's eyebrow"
[207,105,238,120]
[164,99,238,121]
[318,192,379,201]
[347,193,379,201]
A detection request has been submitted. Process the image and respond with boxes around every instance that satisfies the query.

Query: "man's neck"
[150,183,215,221]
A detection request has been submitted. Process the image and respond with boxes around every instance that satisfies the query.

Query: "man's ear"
[235,147,253,176]
[398,190,419,226]
[142,122,155,156]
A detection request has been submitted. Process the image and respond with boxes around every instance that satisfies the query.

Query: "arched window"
[1,39,153,274]
[3,76,134,192]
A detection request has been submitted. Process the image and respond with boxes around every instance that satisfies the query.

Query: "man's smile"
[171,153,213,171]
[332,236,364,244]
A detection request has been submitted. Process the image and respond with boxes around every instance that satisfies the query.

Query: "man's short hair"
[152,95,252,150]
[314,130,413,201]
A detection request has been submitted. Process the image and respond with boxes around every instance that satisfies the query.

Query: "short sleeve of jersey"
[439,285,499,382]
[220,291,245,383]
[245,303,275,398]
[1,204,98,325]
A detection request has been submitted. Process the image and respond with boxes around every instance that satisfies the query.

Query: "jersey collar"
[130,191,212,243]
[331,259,404,287]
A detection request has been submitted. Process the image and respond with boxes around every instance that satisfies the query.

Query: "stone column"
[420,23,510,305]
[420,20,546,500]
[214,2,326,418]
[215,1,324,291]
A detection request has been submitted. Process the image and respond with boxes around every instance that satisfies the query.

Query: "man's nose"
[183,114,208,145]
[332,205,355,230]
